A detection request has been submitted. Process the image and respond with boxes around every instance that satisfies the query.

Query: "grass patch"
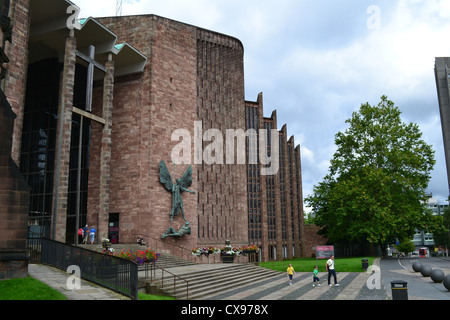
[0,276,177,301]
[259,257,377,273]
[0,276,67,300]
[138,292,176,300]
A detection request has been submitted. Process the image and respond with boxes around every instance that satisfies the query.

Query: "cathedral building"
[1,0,305,262]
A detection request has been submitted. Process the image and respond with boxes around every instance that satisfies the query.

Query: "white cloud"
[280,4,450,102]
[69,0,450,203]
[301,145,315,164]
[73,0,222,28]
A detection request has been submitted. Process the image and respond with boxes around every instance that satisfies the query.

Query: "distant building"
[412,195,448,250]
[434,57,450,195]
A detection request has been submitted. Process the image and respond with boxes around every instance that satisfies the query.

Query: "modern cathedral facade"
[2,0,305,262]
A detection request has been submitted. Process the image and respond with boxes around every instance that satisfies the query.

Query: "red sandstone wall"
[196,29,248,247]
[0,0,31,279]
[303,224,328,258]
[0,105,29,251]
[0,71,30,280]
[4,0,31,164]
[98,15,248,250]
[98,16,199,251]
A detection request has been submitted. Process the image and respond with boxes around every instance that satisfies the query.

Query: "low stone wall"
[303,225,328,258]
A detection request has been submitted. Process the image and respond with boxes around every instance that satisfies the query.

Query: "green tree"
[433,207,450,254]
[394,239,416,256]
[305,96,437,251]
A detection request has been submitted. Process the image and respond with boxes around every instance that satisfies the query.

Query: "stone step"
[80,243,283,300]
[163,269,278,296]
[154,264,255,285]
[143,264,243,287]
[138,257,197,274]
[179,271,280,300]
[149,264,281,300]
[162,264,274,284]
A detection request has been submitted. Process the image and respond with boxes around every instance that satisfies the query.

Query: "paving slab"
[26,257,450,301]
[28,264,130,300]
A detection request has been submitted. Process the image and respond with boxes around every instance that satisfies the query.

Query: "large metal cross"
[76,45,106,112]
[73,45,107,245]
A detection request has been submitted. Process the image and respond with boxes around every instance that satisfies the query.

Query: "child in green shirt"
[313,265,321,287]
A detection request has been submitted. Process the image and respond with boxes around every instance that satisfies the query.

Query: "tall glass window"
[21,59,61,237]
[21,59,91,242]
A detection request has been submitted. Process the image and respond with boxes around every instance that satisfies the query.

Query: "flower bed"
[191,247,220,257]
[240,245,259,255]
[192,245,259,257]
[106,248,160,265]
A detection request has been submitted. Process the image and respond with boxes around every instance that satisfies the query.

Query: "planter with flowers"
[113,248,160,265]
[240,245,259,262]
[98,247,159,279]
[240,245,259,255]
[221,240,240,263]
[102,238,114,254]
[190,243,260,263]
[192,246,220,257]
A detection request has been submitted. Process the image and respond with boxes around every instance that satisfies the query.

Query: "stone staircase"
[152,251,197,269]
[146,263,282,300]
[82,243,283,300]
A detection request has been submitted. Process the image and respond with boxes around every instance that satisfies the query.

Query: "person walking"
[326,255,339,287]
[82,225,89,244]
[78,227,83,244]
[312,265,321,287]
[287,264,296,285]
[89,226,96,244]
[136,235,145,246]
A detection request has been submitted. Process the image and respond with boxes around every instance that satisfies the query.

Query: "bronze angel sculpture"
[159,161,195,222]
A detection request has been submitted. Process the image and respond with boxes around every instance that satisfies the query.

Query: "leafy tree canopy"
[395,239,416,255]
[433,207,450,249]
[305,96,438,246]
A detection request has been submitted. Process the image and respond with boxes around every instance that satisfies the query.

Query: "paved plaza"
[27,257,450,301]
[380,257,450,300]
[28,263,131,300]
[204,271,386,300]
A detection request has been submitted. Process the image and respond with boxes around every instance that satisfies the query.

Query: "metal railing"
[30,238,138,300]
[27,233,42,263]
[148,263,189,300]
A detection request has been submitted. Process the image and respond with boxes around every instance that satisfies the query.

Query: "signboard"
[315,245,334,259]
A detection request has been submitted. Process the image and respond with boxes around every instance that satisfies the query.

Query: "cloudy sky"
[73,0,450,206]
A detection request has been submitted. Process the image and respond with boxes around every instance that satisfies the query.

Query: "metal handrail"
[148,263,189,300]
[32,237,139,300]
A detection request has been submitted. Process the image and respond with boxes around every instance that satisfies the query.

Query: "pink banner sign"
[316,245,334,259]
